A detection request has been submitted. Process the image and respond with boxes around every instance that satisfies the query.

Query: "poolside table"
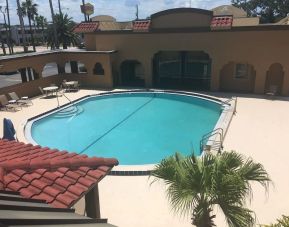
[64,81,78,92]
[43,86,58,97]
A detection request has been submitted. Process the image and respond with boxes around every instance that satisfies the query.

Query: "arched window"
[78,62,87,73]
[64,61,87,74]
[93,63,104,75]
[42,62,58,77]
[65,62,72,73]
[219,62,256,93]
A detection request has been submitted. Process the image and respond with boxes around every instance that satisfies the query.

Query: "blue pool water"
[30,92,222,165]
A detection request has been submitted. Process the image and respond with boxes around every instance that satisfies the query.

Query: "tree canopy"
[151,151,271,227]
[231,0,289,23]
[46,13,79,49]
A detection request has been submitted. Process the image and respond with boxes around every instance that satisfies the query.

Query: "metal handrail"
[222,97,234,105]
[200,128,224,153]
[200,132,223,150]
[62,92,72,103]
[56,89,73,108]
[222,97,237,114]
[202,128,224,140]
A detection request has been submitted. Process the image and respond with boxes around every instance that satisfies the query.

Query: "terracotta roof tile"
[0,139,118,208]
[20,185,41,198]
[73,22,99,33]
[133,20,151,32]
[211,16,233,30]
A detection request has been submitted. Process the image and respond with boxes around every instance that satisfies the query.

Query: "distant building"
[0,24,47,45]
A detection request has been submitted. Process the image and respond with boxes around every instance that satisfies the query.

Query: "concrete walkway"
[0,90,288,226]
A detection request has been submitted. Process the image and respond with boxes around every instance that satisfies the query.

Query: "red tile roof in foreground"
[133,20,151,32]
[73,22,99,33]
[0,139,118,208]
[211,16,233,30]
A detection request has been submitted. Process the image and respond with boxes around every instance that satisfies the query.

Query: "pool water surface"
[30,92,222,165]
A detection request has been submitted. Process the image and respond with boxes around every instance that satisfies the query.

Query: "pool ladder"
[55,90,82,117]
[200,128,224,154]
[222,97,237,114]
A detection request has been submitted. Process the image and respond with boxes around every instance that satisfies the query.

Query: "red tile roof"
[133,20,151,32]
[0,139,118,208]
[211,16,233,30]
[73,22,99,33]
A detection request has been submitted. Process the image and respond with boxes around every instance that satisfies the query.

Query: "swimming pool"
[27,92,223,165]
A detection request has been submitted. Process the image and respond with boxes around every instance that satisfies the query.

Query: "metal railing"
[56,88,72,108]
[200,128,224,153]
[222,97,237,114]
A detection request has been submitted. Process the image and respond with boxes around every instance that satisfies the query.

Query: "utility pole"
[82,0,87,22]
[49,0,59,49]
[136,4,139,20]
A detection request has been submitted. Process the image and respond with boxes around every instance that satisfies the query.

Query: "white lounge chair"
[0,95,20,111]
[8,92,33,106]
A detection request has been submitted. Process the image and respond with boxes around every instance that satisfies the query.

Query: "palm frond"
[150,151,271,227]
[221,204,255,227]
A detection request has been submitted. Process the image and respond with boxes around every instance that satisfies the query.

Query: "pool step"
[53,106,84,118]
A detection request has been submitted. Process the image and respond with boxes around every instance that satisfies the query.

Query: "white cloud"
[4,0,231,25]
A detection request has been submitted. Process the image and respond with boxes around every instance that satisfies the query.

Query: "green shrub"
[261,215,289,227]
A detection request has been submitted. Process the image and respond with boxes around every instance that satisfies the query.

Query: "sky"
[0,0,231,25]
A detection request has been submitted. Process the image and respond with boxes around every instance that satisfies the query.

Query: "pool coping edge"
[23,89,236,176]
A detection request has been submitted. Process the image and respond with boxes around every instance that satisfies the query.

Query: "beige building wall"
[85,29,289,95]
[0,51,116,96]
[151,12,212,28]
[233,17,260,26]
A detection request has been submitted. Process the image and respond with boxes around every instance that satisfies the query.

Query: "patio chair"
[61,80,68,92]
[8,92,33,106]
[39,87,45,96]
[73,81,79,91]
[0,95,20,111]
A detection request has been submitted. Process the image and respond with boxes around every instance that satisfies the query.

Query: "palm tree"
[263,215,289,227]
[5,0,13,53]
[16,0,28,52]
[46,13,79,49]
[21,0,38,52]
[0,6,10,54]
[35,15,47,44]
[48,0,59,49]
[58,0,62,14]
[151,151,271,227]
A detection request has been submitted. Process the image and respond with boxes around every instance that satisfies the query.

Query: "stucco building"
[1,5,289,97]
[73,5,289,95]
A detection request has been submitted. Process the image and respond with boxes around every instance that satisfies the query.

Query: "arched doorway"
[219,62,256,93]
[265,63,284,95]
[153,51,211,90]
[120,60,145,86]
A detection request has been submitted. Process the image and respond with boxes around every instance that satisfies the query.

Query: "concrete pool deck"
[0,89,289,226]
